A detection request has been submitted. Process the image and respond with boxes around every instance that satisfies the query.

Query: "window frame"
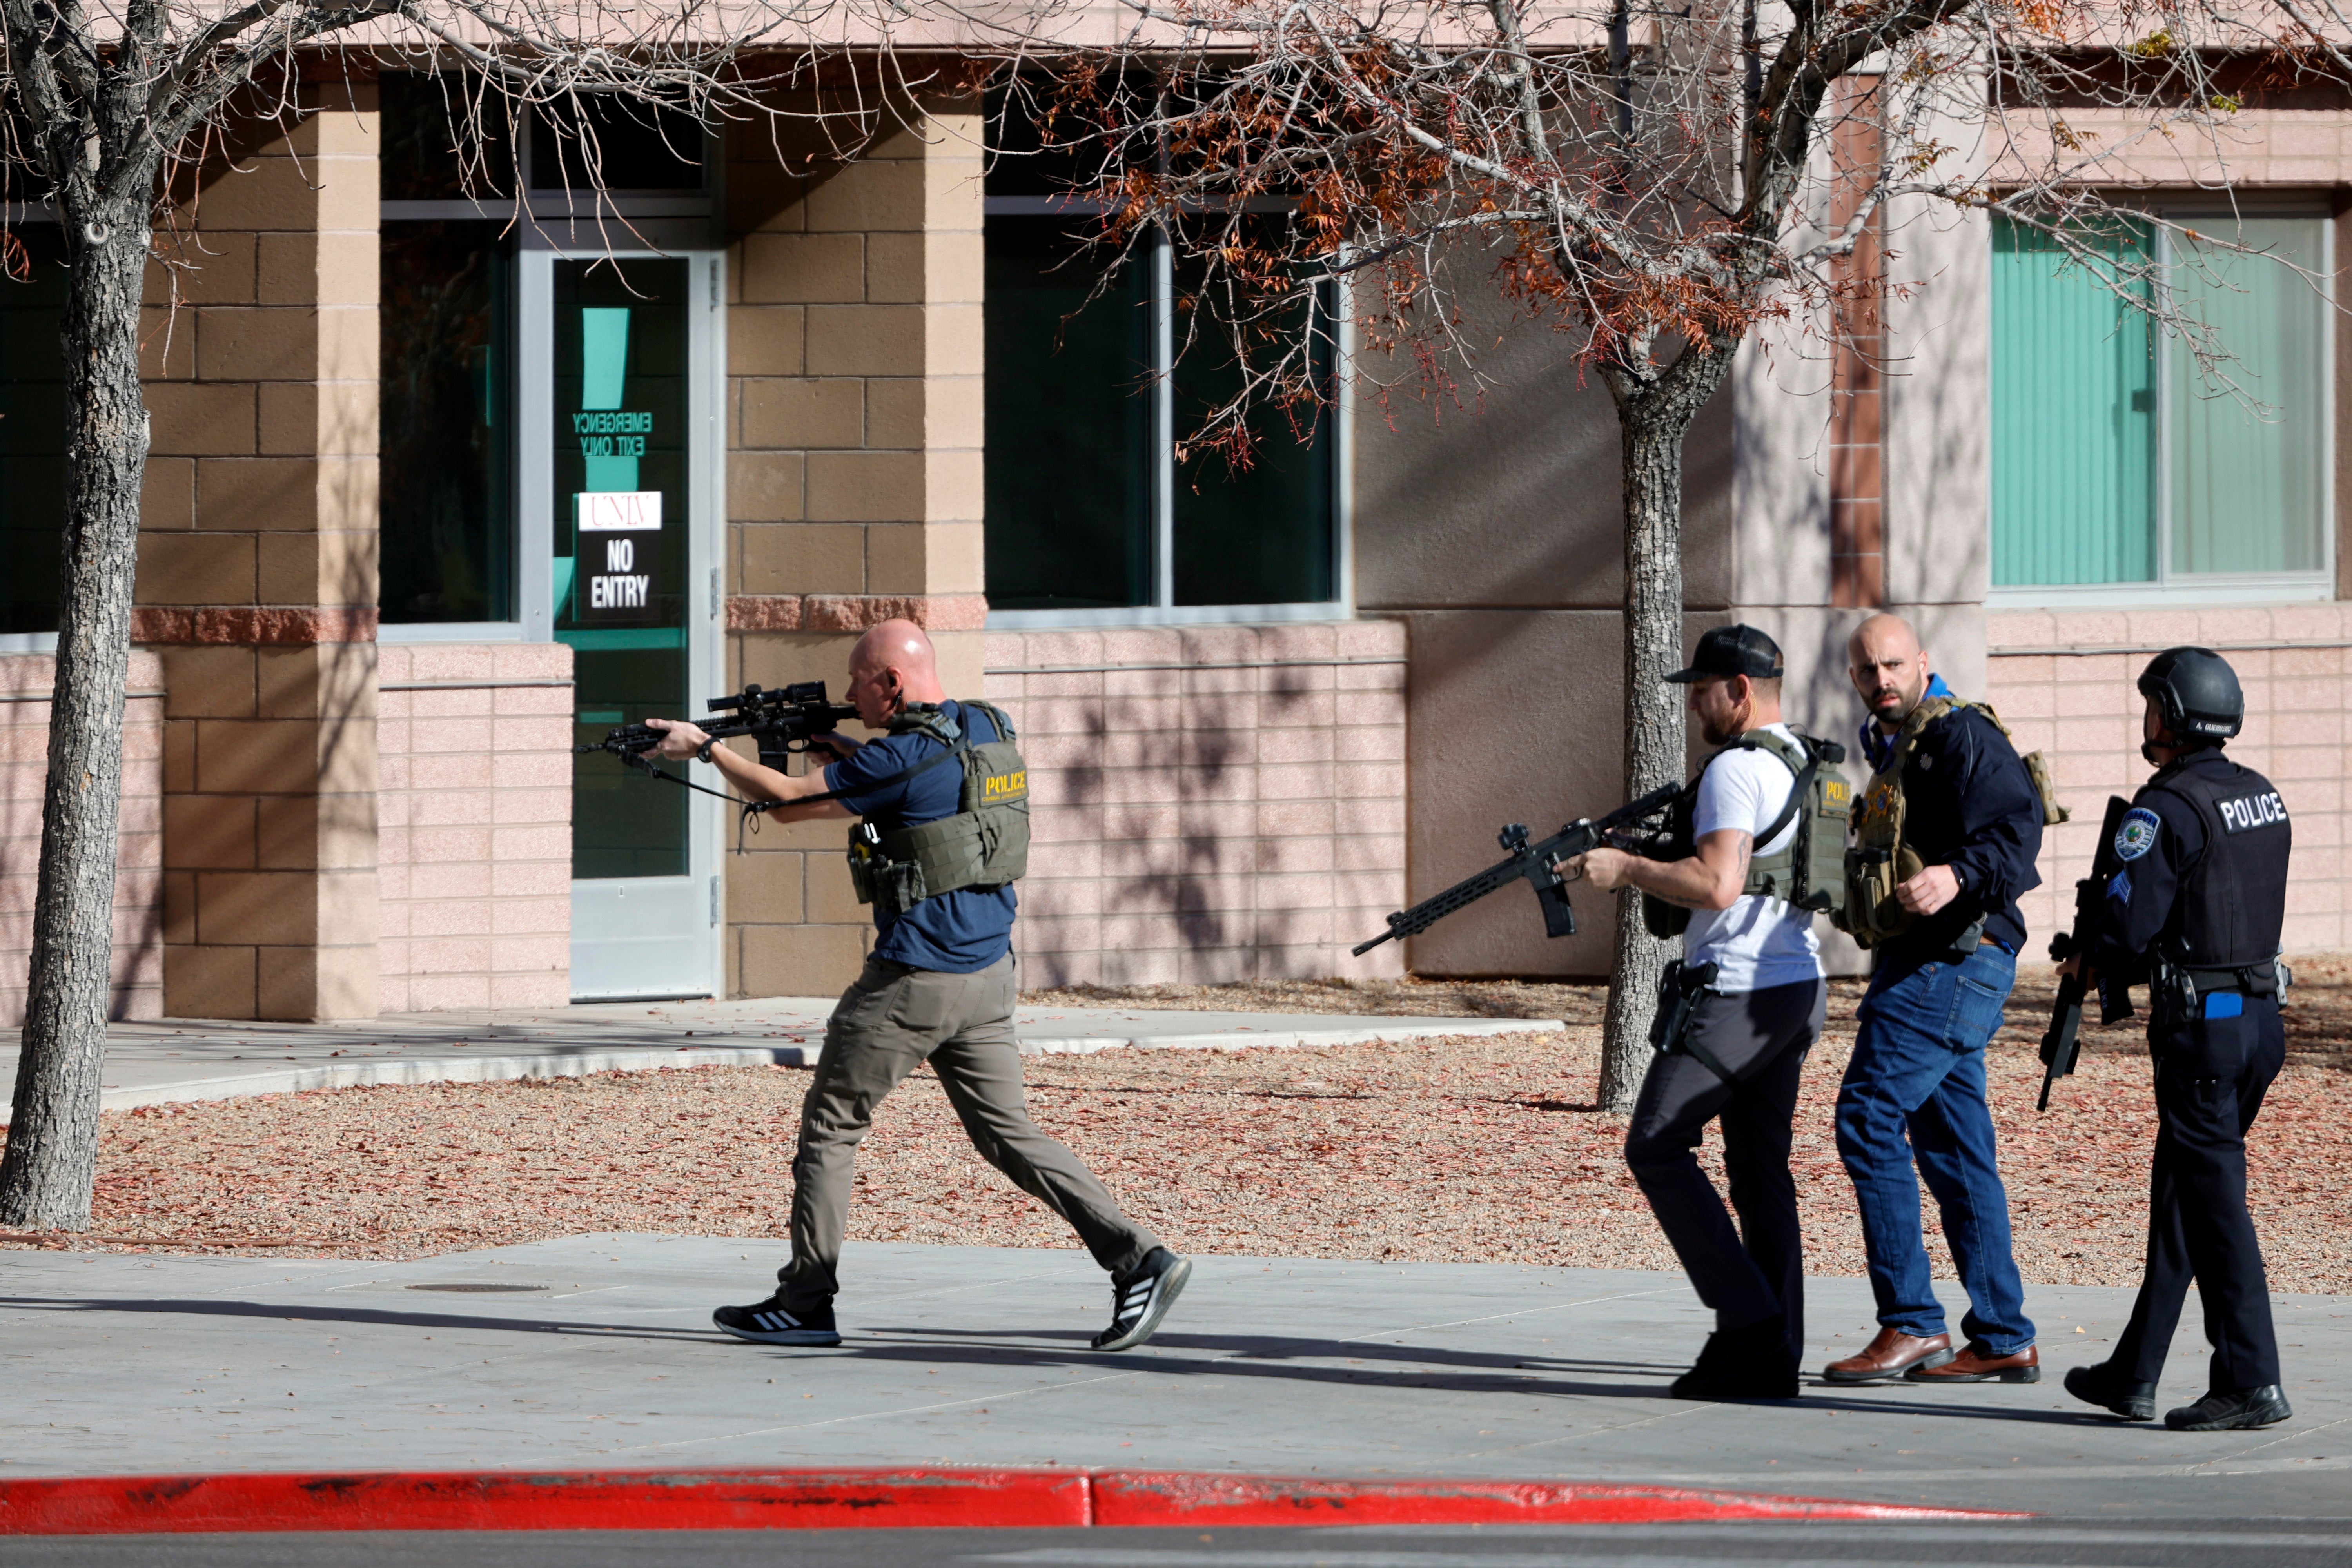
[1987,199,2336,609]
[980,194,1353,629]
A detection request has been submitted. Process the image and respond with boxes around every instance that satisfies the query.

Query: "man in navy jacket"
[1824,613,2044,1387]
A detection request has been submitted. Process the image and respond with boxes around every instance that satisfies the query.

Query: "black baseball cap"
[1665,624,1784,684]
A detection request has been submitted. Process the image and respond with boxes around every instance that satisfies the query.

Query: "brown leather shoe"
[1822,1327,1954,1384]
[1907,1341,2040,1384]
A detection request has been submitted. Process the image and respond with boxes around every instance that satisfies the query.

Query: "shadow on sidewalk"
[2,1295,2123,1426]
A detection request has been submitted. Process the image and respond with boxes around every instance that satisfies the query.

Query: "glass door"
[522,249,724,1000]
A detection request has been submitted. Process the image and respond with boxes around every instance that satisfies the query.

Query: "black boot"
[1672,1315,1798,1401]
[2165,1385,2292,1431]
[2064,1361,2156,1421]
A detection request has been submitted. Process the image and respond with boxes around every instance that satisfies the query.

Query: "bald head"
[844,618,946,725]
[1848,612,1931,731]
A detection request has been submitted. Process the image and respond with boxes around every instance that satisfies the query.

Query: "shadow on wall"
[0,663,167,1027]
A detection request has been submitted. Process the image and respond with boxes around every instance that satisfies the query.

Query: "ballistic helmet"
[2137,646,2243,745]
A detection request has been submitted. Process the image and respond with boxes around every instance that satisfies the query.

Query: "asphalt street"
[4,1238,2346,1525]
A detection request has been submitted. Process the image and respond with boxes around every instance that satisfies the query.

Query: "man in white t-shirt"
[1559,624,1828,1401]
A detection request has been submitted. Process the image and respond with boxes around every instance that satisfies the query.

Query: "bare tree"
[992,0,2344,1108]
[0,0,965,1230]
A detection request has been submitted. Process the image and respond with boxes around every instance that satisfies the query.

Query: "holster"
[1650,958,1726,1074]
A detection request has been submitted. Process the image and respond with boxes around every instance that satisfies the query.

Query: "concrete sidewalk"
[0,1000,1561,1122]
[3,1238,2345,1518]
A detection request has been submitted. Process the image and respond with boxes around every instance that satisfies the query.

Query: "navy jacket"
[1878,703,2045,959]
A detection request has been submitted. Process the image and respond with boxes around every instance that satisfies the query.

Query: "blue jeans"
[1836,943,2036,1353]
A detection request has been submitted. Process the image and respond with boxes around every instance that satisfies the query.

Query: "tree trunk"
[1595,397,1690,1113]
[1592,338,1747,1113]
[1,201,154,1230]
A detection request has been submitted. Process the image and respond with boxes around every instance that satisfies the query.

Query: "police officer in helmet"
[2061,647,2294,1432]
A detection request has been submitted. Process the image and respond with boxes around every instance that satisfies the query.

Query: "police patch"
[2114,806,2161,862]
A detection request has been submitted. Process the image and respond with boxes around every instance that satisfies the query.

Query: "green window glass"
[2169,218,2328,575]
[379,220,514,623]
[1993,213,2330,590]
[0,226,67,635]
[555,258,691,880]
[980,209,1339,613]
[982,216,1154,611]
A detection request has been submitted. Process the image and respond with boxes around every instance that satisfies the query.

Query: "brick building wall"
[979,622,1409,987]
[376,643,574,1013]
[0,654,166,1025]
[1987,605,2352,954]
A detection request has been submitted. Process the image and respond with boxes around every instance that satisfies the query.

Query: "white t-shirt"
[1680,723,1826,993]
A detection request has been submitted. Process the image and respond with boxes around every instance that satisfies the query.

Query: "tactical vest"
[1641,728,1853,940]
[844,701,1031,919]
[1836,697,2071,949]
[2140,753,2290,970]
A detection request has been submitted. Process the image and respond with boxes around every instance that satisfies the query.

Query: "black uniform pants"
[1625,978,1826,1365]
[2111,995,2285,1394]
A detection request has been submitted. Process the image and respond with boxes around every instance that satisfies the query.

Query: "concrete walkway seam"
[2,1018,1566,1122]
[0,1468,2024,1534]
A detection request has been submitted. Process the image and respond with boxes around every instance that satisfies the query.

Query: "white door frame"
[520,243,727,1001]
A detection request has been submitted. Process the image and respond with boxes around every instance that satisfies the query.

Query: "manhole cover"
[405,1283,549,1294]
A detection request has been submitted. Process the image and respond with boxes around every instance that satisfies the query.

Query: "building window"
[380,220,514,624]
[982,120,1343,623]
[0,225,67,639]
[1991,212,2332,601]
[377,74,711,637]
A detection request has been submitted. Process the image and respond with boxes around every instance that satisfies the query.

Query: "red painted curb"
[0,1468,2023,1535]
[1093,1472,2016,1526]
[0,1469,1091,1535]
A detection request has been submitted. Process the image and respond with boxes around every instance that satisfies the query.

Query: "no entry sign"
[576,491,662,619]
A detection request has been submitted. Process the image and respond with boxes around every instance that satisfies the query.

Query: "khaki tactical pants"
[778,953,1161,1301]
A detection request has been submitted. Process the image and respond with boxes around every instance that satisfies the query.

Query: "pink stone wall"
[1987,604,2352,953]
[981,621,1409,986]
[376,642,575,1012]
[0,652,166,1024]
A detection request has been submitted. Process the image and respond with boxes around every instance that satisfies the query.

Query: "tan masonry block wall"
[723,96,986,641]
[717,93,992,1000]
[140,82,382,1022]
[1994,109,2352,189]
[1985,604,2352,954]
[978,623,1410,988]
[377,643,575,1013]
[0,654,167,1025]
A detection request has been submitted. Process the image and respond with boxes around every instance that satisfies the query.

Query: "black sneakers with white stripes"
[712,1292,842,1347]
[1092,1248,1191,1352]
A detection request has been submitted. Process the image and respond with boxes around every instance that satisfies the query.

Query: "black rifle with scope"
[1352,782,1683,956]
[575,681,859,775]
[2036,792,2137,1111]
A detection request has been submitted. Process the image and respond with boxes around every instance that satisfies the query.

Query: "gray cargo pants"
[777,952,1162,1301]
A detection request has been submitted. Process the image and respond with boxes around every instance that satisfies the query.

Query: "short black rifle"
[1352,782,1682,956]
[575,681,859,810]
[2038,792,2138,1111]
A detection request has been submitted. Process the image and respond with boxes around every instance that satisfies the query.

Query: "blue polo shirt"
[821,700,1017,973]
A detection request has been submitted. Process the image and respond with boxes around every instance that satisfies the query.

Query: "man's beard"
[1700,708,1748,746]
[1871,681,1922,728]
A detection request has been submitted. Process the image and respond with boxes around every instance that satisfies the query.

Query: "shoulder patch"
[2114,806,2161,862]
